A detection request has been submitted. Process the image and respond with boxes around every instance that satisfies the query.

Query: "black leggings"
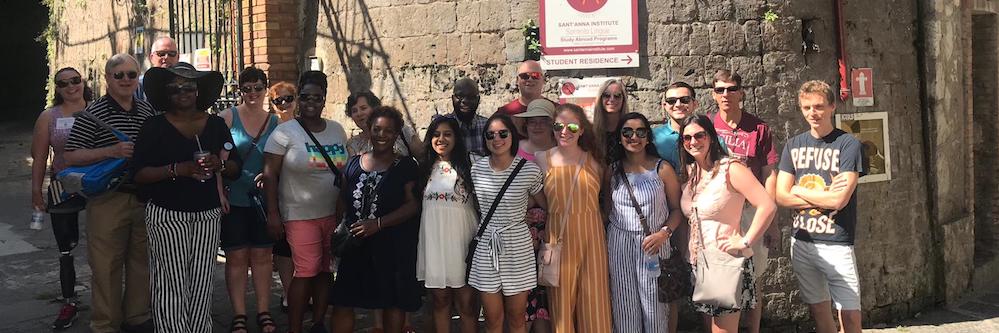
[51,212,80,299]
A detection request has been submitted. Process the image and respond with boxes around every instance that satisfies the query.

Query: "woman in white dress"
[416,116,480,333]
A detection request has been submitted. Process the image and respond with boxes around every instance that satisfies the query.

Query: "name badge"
[55,117,76,130]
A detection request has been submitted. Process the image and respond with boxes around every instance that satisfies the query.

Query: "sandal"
[229,314,248,333]
[257,311,277,333]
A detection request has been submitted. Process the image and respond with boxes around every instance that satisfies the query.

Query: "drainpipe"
[834,0,850,101]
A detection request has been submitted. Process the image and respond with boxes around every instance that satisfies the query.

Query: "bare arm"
[791,172,859,210]
[659,162,684,234]
[726,162,776,248]
[263,152,285,238]
[30,111,52,211]
[134,161,204,184]
[351,181,422,238]
[64,145,123,166]
[776,170,812,209]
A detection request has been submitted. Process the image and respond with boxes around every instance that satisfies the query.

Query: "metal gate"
[168,0,244,112]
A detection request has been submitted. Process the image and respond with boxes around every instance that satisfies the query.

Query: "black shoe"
[121,319,155,333]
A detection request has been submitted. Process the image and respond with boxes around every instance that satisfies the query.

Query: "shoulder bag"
[55,110,131,200]
[243,114,275,222]
[690,206,747,309]
[465,158,527,282]
[538,154,585,287]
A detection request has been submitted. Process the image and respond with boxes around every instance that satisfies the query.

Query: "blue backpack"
[55,111,130,199]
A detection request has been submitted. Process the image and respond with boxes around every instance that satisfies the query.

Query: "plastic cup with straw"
[193,134,211,182]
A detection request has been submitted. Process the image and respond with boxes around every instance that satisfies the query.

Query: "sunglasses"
[298,93,325,103]
[663,96,694,105]
[240,85,266,94]
[621,127,649,139]
[553,122,581,133]
[517,72,543,80]
[484,129,511,140]
[154,51,178,58]
[272,95,295,105]
[166,83,198,94]
[682,131,709,143]
[111,71,138,80]
[602,93,623,100]
[712,86,741,94]
[55,76,82,88]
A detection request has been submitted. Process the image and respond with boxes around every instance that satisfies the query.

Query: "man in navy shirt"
[777,80,865,333]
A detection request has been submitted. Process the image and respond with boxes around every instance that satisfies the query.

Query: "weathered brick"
[656,24,690,56]
[744,20,763,53]
[729,56,763,86]
[689,23,711,55]
[649,0,698,23]
[699,0,733,21]
[502,29,525,62]
[668,56,705,86]
[734,0,765,21]
[762,18,799,52]
[709,21,746,54]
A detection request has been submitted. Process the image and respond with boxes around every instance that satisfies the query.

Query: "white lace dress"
[417,161,479,288]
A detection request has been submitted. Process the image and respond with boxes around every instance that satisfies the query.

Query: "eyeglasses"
[663,96,694,105]
[272,95,295,105]
[111,71,138,80]
[452,94,480,101]
[553,122,581,133]
[681,131,709,143]
[166,83,198,94]
[298,93,325,103]
[154,51,178,58]
[712,86,741,94]
[240,85,266,94]
[517,72,543,80]
[621,127,649,139]
[55,76,82,88]
[602,93,623,100]
[484,129,511,140]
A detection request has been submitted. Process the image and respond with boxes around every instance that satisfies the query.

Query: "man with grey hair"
[64,53,156,333]
[136,36,179,101]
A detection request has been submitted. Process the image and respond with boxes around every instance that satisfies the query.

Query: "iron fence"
[168,0,243,113]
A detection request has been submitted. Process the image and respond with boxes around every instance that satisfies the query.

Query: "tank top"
[48,106,75,175]
[680,158,752,264]
[226,107,278,207]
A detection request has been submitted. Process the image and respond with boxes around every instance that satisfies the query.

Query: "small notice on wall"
[836,112,891,183]
[557,76,620,121]
[851,68,874,107]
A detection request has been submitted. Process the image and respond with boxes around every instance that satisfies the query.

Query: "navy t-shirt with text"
[778,129,865,245]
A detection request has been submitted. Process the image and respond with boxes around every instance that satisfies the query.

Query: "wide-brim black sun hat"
[143,62,224,111]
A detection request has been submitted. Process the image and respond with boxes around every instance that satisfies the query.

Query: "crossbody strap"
[617,161,653,236]
[553,153,586,242]
[473,158,527,240]
[240,113,273,162]
[297,119,342,185]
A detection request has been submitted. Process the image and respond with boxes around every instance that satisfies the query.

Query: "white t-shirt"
[264,119,349,221]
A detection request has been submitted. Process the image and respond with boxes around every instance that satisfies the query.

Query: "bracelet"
[377,217,383,230]
[660,225,672,236]
[168,163,177,180]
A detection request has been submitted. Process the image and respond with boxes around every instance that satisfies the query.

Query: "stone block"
[703,55,728,83]
[656,24,691,56]
[649,0,698,23]
[699,0,733,21]
[729,56,763,86]
[445,34,470,65]
[744,20,763,53]
[667,56,705,86]
[502,29,526,62]
[942,217,975,304]
[689,23,711,55]
[420,2,458,35]
[734,0,765,21]
[709,21,746,54]
[479,0,513,32]
[468,33,506,65]
[762,18,800,52]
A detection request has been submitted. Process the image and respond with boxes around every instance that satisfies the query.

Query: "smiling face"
[431,122,456,159]
[240,80,266,106]
[681,123,711,160]
[167,77,198,110]
[105,61,139,97]
[516,61,545,98]
[271,86,297,113]
[370,116,400,153]
[525,116,552,139]
[798,92,835,132]
[620,118,650,154]
[452,82,480,115]
[55,70,84,102]
[297,84,325,119]
[349,96,374,130]
[602,83,624,113]
[485,119,513,156]
[663,86,698,122]
[554,110,582,148]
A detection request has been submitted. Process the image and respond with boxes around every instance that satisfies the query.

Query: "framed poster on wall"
[835,112,891,183]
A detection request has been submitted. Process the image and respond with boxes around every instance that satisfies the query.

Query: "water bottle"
[644,252,661,278]
[30,210,44,230]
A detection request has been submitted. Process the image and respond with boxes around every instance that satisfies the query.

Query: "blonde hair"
[592,79,628,151]
[798,80,836,106]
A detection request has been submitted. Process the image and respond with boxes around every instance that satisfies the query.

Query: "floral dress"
[417,160,478,288]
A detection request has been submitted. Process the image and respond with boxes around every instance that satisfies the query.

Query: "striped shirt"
[65,95,156,151]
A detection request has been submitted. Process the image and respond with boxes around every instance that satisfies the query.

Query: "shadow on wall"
[1,0,49,123]
[316,0,417,126]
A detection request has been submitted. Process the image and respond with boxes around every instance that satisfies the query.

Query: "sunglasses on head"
[298,93,325,103]
[484,129,510,140]
[663,96,694,105]
[621,127,649,139]
[272,95,295,105]
[682,131,709,143]
[517,72,543,80]
[712,86,741,94]
[240,85,266,94]
[111,71,139,80]
[154,51,178,58]
[55,76,82,88]
[166,83,198,94]
[553,122,581,133]
[602,92,623,100]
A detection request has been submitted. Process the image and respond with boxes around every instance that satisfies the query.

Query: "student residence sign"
[539,0,641,70]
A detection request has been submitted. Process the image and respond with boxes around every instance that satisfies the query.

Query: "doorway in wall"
[972,13,999,266]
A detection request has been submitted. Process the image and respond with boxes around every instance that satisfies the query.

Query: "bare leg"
[383,308,406,333]
[329,306,354,333]
[707,311,741,333]
[503,292,529,333]
[311,272,331,328]
[430,288,454,333]
[249,248,274,315]
[839,309,862,333]
[808,301,838,333]
[224,248,249,327]
[481,292,506,333]
[288,276,313,333]
[274,254,294,307]
[744,295,763,333]
[668,301,680,333]
[455,286,479,333]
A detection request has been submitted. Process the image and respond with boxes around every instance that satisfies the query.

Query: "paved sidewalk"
[866,291,999,333]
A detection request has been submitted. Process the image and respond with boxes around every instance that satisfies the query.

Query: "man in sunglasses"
[710,69,780,333]
[64,54,157,333]
[136,36,180,103]
[437,77,489,155]
[496,60,554,136]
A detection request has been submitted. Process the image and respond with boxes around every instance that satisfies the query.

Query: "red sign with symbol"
[851,68,874,107]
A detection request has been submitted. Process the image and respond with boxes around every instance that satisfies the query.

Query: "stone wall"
[308,0,937,327]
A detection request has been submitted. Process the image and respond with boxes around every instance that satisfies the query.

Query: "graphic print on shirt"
[791,173,838,235]
[306,142,348,170]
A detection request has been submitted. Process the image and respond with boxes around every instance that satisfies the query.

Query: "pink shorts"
[284,215,337,278]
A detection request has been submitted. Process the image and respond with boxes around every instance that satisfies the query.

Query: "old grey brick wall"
[310,0,937,327]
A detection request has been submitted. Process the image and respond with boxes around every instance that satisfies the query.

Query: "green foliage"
[521,19,542,60]
[40,0,66,104]
[763,8,779,22]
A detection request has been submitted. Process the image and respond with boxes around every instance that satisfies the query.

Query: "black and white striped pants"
[145,202,222,333]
